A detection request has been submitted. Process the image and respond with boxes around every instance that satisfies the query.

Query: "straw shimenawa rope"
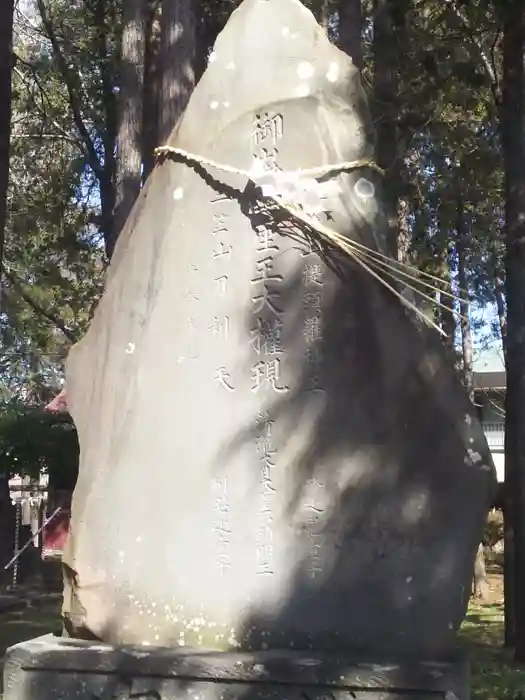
[154,145,464,337]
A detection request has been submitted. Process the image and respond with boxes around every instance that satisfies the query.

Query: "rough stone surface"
[3,635,469,700]
[62,0,495,659]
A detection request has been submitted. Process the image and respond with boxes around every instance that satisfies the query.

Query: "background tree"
[500,0,525,662]
[113,0,148,247]
[158,0,197,144]
[338,0,362,68]
[0,0,15,281]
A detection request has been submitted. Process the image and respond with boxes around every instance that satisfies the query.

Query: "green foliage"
[0,399,78,482]
[1,0,110,400]
[462,592,525,700]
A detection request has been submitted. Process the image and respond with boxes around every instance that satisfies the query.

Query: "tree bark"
[141,0,161,181]
[456,195,473,402]
[93,0,118,259]
[113,0,147,241]
[501,0,525,659]
[495,273,507,351]
[0,0,15,295]
[397,197,410,265]
[338,0,362,70]
[158,0,196,146]
[372,0,404,258]
[440,254,456,351]
[492,243,507,354]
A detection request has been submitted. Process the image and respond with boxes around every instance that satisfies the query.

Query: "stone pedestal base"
[2,635,470,700]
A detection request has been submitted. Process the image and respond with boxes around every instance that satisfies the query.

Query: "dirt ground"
[480,570,504,605]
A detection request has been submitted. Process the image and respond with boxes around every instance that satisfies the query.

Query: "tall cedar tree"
[373,0,404,258]
[158,0,196,144]
[501,0,525,661]
[114,0,148,243]
[338,0,362,69]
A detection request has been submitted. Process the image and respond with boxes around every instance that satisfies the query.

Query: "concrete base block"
[3,635,470,700]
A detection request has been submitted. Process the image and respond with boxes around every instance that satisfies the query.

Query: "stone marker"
[3,0,495,697]
[56,0,497,658]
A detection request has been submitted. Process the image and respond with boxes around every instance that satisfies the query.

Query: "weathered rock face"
[63,0,495,660]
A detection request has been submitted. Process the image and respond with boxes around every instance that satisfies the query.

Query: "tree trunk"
[372,0,403,258]
[456,195,473,402]
[397,197,410,265]
[114,0,147,240]
[440,253,456,352]
[495,273,507,352]
[338,0,362,69]
[93,0,118,259]
[0,0,15,287]
[158,0,196,146]
[493,243,507,354]
[501,0,525,659]
[142,0,162,181]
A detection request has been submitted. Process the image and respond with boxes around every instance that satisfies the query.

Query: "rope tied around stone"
[153,145,461,337]
[154,145,385,181]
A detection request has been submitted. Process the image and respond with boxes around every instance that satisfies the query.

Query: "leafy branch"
[2,265,78,343]
[35,0,103,179]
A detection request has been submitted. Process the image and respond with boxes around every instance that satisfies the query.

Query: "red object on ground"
[44,388,69,414]
[42,508,70,559]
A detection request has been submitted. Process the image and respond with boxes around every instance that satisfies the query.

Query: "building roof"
[474,371,506,391]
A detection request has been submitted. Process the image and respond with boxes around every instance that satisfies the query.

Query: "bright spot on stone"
[354,178,375,199]
[406,576,413,583]
[402,491,428,523]
[465,414,472,425]
[282,26,290,36]
[326,62,340,82]
[226,61,235,70]
[223,101,230,108]
[295,83,310,98]
[210,100,219,110]
[125,342,135,355]
[208,51,217,63]
[297,61,314,79]
[135,535,142,543]
[173,187,184,200]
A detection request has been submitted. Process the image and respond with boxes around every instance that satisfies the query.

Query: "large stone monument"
[3,0,495,698]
